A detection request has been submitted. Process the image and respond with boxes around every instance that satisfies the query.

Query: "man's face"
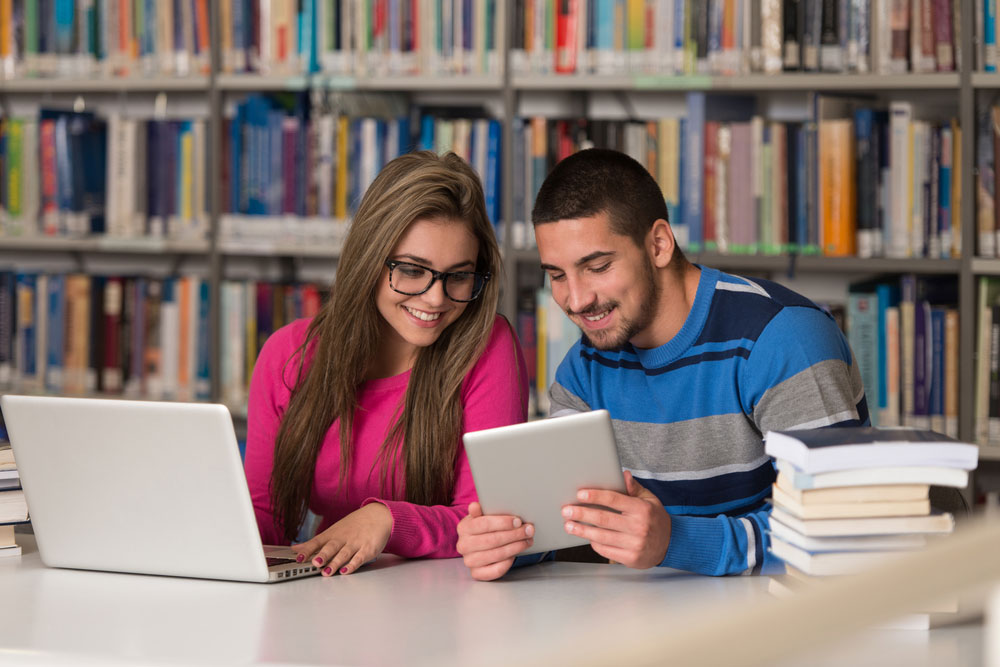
[535,212,659,350]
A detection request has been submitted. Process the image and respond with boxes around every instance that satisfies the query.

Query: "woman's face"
[375,217,481,361]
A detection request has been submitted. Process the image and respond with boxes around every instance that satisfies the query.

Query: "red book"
[102,278,124,394]
[555,0,578,73]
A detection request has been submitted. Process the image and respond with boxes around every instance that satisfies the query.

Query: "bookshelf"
[0,0,995,465]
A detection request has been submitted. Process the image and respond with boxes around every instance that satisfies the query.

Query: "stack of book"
[0,442,27,559]
[764,427,979,629]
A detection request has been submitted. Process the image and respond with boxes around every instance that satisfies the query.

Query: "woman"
[245,151,528,577]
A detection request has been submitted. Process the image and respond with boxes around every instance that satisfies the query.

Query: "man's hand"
[561,471,671,569]
[457,502,534,581]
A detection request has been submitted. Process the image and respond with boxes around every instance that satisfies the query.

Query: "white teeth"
[405,306,441,322]
[585,310,610,322]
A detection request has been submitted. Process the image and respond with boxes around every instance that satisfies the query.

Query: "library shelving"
[0,0,997,476]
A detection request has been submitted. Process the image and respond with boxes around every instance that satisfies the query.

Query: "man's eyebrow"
[394,254,476,271]
[539,251,616,273]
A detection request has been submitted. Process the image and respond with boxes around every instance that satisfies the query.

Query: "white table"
[0,535,985,666]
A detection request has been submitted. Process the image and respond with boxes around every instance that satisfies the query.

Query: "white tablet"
[463,409,625,555]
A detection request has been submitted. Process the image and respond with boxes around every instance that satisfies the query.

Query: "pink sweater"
[245,315,528,559]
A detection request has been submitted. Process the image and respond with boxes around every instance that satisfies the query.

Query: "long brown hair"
[268,151,502,540]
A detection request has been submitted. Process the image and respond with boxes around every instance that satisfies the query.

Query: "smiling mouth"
[583,309,612,322]
[404,306,442,322]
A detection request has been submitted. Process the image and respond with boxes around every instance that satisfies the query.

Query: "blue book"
[397,115,412,155]
[420,115,436,151]
[230,107,244,213]
[485,119,502,234]
[929,308,946,430]
[268,109,284,216]
[53,115,73,224]
[596,0,614,54]
[46,275,66,392]
[53,0,74,54]
[142,0,157,58]
[938,126,953,259]
[987,0,997,72]
[681,93,705,251]
[673,0,686,66]
[195,278,210,400]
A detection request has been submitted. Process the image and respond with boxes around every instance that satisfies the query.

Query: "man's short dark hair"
[531,148,671,250]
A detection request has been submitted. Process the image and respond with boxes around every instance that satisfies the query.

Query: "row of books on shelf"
[519,273,962,440]
[513,0,959,77]
[0,443,26,559]
[224,95,502,236]
[511,96,963,260]
[0,271,325,406]
[0,0,503,79]
[0,110,208,240]
[0,98,501,241]
[973,276,1000,446]
[0,0,210,80]
[764,426,978,630]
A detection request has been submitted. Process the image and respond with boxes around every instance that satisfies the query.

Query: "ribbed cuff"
[361,497,412,553]
[660,514,726,576]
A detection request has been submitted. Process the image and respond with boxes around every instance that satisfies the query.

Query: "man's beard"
[568,259,659,351]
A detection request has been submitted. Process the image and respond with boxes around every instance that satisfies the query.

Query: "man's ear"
[648,219,675,269]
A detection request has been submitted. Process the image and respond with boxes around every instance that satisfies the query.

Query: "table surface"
[0,535,985,666]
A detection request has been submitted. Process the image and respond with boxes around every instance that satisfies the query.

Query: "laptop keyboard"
[266,557,296,566]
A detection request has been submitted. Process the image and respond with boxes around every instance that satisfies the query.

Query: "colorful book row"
[0,0,211,79]
[0,271,328,406]
[511,96,962,260]
[0,111,208,240]
[511,0,960,76]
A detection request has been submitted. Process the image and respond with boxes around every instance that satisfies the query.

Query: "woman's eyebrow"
[395,254,476,271]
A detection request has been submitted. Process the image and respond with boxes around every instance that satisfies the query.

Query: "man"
[457,148,867,581]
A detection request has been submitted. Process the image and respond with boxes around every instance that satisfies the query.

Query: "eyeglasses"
[384,260,490,303]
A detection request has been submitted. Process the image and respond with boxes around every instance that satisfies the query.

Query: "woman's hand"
[291,503,393,576]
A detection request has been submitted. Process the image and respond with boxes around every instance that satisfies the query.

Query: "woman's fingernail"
[323,567,332,575]
[562,507,572,517]
[314,557,323,566]
[296,553,304,563]
[340,567,348,574]
[525,524,534,537]
[513,517,522,528]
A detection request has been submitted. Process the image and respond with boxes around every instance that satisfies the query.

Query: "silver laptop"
[463,409,626,555]
[0,395,319,583]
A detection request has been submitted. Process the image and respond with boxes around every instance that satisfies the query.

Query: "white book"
[774,459,970,489]
[160,285,180,401]
[764,427,978,474]
[768,514,928,552]
[769,505,955,538]
[888,100,913,258]
[770,533,905,576]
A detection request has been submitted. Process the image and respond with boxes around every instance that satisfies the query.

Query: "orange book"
[820,119,857,256]
[0,0,12,60]
[195,0,211,71]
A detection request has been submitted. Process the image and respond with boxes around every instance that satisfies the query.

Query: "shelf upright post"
[501,0,519,320]
[959,0,977,444]
[208,0,223,403]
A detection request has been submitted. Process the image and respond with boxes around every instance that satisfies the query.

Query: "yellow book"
[245,281,258,383]
[0,0,11,59]
[335,115,349,220]
[771,485,930,520]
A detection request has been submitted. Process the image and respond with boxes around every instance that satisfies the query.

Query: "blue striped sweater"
[549,266,869,575]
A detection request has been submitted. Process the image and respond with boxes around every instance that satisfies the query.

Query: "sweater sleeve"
[363,316,530,559]
[244,319,310,546]
[662,306,869,576]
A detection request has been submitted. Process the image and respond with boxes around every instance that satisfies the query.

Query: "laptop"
[463,409,626,555]
[0,395,320,583]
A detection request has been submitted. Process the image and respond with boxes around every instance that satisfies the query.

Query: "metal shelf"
[514,73,961,92]
[508,247,962,275]
[978,446,1000,462]
[0,76,210,93]
[217,73,503,92]
[970,258,1000,275]
[218,241,342,258]
[0,236,210,254]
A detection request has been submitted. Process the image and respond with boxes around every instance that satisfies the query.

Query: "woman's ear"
[648,219,676,269]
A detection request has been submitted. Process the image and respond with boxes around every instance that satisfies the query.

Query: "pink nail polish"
[314,558,323,566]
[295,553,304,563]
[323,567,332,575]
[340,567,348,574]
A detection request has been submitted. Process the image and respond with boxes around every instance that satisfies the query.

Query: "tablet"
[463,409,625,555]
